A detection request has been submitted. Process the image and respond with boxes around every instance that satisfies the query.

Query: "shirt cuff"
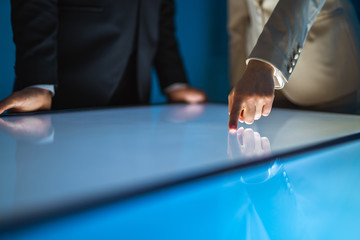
[246,58,287,90]
[26,85,55,96]
[164,83,188,93]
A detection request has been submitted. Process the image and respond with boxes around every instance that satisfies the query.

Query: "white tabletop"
[0,104,359,225]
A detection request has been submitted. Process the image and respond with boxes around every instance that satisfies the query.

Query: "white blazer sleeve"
[248,0,327,84]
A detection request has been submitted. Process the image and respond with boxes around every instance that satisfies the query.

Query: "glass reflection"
[229,161,302,239]
[226,126,302,238]
[0,104,206,144]
[0,115,53,143]
[225,126,302,238]
[159,104,205,123]
[227,127,271,160]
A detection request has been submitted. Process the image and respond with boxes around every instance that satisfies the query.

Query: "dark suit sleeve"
[11,0,58,91]
[154,0,189,91]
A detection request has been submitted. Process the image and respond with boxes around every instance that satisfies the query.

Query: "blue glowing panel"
[3,140,360,239]
[0,104,359,229]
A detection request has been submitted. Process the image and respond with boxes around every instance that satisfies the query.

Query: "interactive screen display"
[0,104,359,227]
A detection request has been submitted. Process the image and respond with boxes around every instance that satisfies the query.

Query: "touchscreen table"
[1,104,360,238]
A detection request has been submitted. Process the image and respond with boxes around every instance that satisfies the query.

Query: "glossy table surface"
[1,104,360,237]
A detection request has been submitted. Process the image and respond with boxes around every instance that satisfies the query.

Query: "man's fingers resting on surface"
[0,97,16,114]
[0,88,52,114]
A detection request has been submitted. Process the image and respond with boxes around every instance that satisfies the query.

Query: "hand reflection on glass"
[0,115,53,142]
[163,104,205,123]
[228,127,271,160]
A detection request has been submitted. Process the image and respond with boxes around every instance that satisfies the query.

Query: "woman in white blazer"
[228,0,360,129]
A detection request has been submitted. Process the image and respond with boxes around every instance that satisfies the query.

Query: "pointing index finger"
[229,98,242,131]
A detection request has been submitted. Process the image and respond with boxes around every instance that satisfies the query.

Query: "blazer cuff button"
[287,66,293,74]
[297,46,303,54]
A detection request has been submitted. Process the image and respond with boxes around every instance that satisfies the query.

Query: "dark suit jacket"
[11,0,188,109]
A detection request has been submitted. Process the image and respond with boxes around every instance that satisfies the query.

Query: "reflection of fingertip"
[237,127,244,134]
[261,137,270,144]
[243,128,252,133]
[229,128,237,134]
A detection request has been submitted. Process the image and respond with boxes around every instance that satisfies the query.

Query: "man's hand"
[167,86,207,104]
[0,88,52,114]
[228,60,275,130]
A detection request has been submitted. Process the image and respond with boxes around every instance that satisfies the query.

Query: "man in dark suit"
[0,0,206,113]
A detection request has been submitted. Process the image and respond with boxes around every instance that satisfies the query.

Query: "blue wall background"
[0,1,15,101]
[0,0,230,104]
[151,0,230,103]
